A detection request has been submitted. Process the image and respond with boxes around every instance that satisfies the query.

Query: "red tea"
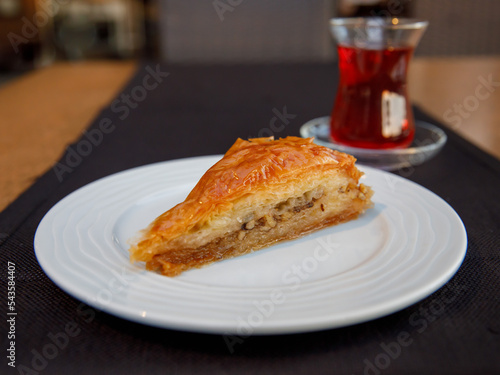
[330,45,415,149]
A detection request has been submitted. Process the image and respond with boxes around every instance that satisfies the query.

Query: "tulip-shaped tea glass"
[329,18,428,149]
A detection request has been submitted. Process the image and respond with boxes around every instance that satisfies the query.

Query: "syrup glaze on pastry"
[130,136,373,276]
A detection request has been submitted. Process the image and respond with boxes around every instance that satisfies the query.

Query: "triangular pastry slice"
[130,137,373,276]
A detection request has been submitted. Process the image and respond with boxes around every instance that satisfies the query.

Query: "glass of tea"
[329,18,428,149]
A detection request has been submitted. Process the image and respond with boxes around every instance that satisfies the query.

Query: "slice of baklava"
[129,136,373,277]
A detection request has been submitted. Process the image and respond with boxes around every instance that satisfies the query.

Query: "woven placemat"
[1,62,499,375]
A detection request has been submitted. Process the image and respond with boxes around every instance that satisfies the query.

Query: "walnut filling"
[240,188,323,234]
[147,188,325,274]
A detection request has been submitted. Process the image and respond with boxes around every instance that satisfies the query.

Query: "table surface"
[1,57,499,212]
[0,61,138,211]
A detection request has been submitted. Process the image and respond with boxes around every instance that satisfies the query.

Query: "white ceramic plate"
[34,156,467,335]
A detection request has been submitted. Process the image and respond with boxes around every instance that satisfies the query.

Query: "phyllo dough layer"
[130,137,373,276]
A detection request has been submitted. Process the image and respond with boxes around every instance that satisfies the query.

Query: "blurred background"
[1,0,499,80]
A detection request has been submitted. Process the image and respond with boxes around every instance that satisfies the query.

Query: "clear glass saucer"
[300,117,447,171]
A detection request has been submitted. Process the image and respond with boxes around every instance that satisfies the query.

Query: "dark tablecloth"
[1,63,499,375]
